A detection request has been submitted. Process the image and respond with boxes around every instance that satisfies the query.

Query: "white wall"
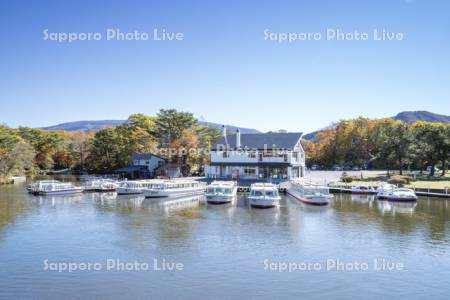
[206,138,306,180]
[211,150,305,168]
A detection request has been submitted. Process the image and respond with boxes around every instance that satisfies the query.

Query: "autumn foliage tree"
[305,118,449,176]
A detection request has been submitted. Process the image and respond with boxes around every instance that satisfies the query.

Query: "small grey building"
[115,153,166,179]
[131,153,166,177]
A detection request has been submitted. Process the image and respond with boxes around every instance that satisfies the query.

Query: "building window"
[244,167,256,177]
[293,152,298,161]
[292,167,299,178]
[223,151,229,158]
[262,150,273,157]
[248,151,256,158]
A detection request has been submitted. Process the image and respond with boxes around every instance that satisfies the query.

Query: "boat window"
[252,190,263,197]
[265,190,278,197]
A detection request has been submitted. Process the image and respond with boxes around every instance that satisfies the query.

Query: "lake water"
[1,183,450,299]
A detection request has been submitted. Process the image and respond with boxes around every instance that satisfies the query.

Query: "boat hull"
[379,196,417,202]
[94,188,116,192]
[143,187,205,198]
[117,188,143,195]
[351,191,377,195]
[250,204,275,209]
[206,194,236,204]
[248,197,279,208]
[287,188,330,206]
[37,188,84,195]
[84,187,116,192]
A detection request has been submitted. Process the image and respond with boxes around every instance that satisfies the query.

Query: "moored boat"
[27,180,60,193]
[116,181,146,195]
[382,188,418,202]
[287,181,332,206]
[29,181,84,195]
[205,181,237,204]
[351,185,377,195]
[376,183,396,199]
[142,179,205,198]
[84,179,119,192]
[248,183,281,208]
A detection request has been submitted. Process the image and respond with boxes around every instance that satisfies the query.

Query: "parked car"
[333,165,343,171]
[426,166,440,172]
[352,166,361,171]
[311,164,320,171]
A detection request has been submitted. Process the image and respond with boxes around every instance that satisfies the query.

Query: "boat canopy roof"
[291,181,328,189]
[395,188,415,192]
[251,183,278,190]
[209,181,236,187]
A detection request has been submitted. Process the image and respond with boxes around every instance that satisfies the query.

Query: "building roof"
[132,153,165,160]
[212,132,303,150]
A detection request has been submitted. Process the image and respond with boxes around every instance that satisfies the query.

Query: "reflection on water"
[351,194,376,202]
[33,194,85,207]
[1,184,450,299]
[377,200,417,215]
[143,195,203,213]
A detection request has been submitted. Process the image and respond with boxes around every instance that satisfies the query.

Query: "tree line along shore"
[0,109,221,184]
[303,117,449,177]
[1,111,449,186]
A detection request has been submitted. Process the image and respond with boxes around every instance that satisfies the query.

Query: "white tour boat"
[27,180,60,193]
[29,181,84,195]
[248,183,281,208]
[116,181,146,195]
[84,179,118,192]
[376,183,396,199]
[142,179,205,198]
[287,181,333,206]
[382,188,418,202]
[205,181,237,204]
[351,185,377,195]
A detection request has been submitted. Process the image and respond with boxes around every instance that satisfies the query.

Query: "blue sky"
[1,0,449,133]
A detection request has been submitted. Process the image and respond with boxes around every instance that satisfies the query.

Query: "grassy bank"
[332,172,450,190]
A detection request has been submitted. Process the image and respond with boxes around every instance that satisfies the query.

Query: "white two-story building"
[205,128,305,181]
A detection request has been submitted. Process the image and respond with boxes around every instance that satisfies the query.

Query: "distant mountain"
[42,120,125,132]
[199,122,260,134]
[302,123,337,142]
[303,111,449,142]
[42,120,260,134]
[393,111,450,124]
